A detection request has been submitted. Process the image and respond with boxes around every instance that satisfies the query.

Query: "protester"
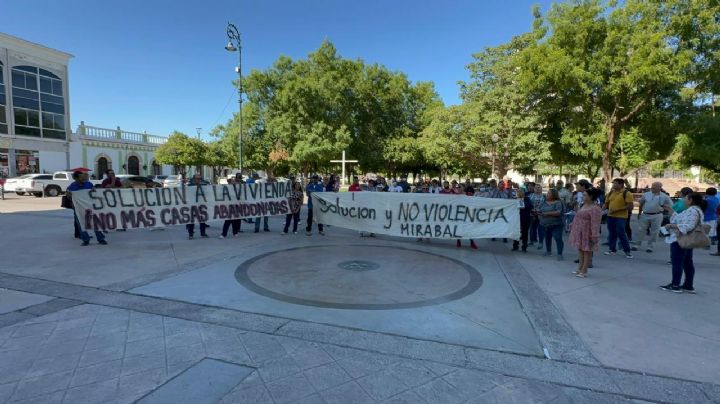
[569,188,603,277]
[455,187,479,250]
[512,189,533,252]
[529,183,546,248]
[623,179,634,242]
[488,179,509,242]
[634,182,673,253]
[561,183,575,232]
[429,179,442,194]
[185,174,208,239]
[253,174,271,233]
[539,188,564,260]
[672,187,694,213]
[219,178,242,239]
[388,180,403,192]
[283,181,304,235]
[306,174,325,236]
[660,193,707,293]
[397,176,410,193]
[440,181,453,194]
[67,171,107,246]
[603,178,634,259]
[703,188,719,247]
[101,170,123,188]
[348,177,361,192]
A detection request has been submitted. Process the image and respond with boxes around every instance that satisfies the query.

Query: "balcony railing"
[77,121,167,146]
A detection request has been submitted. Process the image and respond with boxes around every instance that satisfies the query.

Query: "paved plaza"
[1,195,719,403]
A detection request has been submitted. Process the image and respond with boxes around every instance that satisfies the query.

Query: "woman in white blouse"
[660,193,707,293]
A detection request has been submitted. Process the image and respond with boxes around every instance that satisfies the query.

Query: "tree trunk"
[603,119,619,185]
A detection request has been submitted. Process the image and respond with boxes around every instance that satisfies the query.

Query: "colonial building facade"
[70,122,172,178]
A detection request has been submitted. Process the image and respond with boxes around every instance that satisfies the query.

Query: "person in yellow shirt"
[603,178,635,258]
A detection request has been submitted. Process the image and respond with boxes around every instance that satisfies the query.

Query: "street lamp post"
[491,133,499,179]
[225,23,243,173]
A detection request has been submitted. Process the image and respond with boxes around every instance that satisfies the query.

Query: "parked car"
[116,175,163,188]
[3,174,51,195]
[149,175,168,183]
[163,175,183,188]
[15,171,102,197]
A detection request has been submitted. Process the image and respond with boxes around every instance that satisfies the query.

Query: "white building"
[70,122,173,178]
[0,32,73,177]
[1,33,212,181]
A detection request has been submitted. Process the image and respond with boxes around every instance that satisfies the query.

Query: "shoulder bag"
[677,208,711,249]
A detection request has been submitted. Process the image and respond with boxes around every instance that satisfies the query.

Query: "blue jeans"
[530,217,545,244]
[254,216,269,232]
[75,214,105,243]
[670,242,695,288]
[607,217,631,253]
[544,224,564,255]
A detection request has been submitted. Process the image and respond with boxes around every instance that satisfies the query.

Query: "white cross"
[330,150,358,185]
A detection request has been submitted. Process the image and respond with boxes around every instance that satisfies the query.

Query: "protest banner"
[71,182,291,231]
[313,192,521,239]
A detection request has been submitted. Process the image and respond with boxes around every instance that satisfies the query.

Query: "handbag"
[61,194,74,209]
[677,212,711,249]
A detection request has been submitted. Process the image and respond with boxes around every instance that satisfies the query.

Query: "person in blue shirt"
[66,171,107,246]
[305,174,325,236]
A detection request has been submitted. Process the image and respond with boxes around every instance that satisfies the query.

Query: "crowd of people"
[64,169,719,292]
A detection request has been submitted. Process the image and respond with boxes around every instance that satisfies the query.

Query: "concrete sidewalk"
[0,198,718,403]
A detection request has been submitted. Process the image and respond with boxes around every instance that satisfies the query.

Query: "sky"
[3,0,555,139]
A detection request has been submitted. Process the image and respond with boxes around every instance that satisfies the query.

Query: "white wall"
[39,151,67,173]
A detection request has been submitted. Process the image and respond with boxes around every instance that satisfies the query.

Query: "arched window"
[127,156,140,175]
[97,157,109,178]
[151,160,161,175]
[11,65,65,139]
[0,61,7,134]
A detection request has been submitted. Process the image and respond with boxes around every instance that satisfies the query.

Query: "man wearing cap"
[634,182,673,253]
[305,175,326,236]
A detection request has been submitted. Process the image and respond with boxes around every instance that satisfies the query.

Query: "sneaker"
[201,235,209,238]
[218,235,225,239]
[543,252,552,257]
[557,255,564,261]
[660,284,682,293]
[293,231,298,235]
[645,248,653,253]
[81,241,89,246]
[603,251,616,256]
[281,232,288,235]
[681,286,696,294]
[521,248,527,253]
[98,240,108,245]
[233,234,238,238]
[306,231,312,236]
[625,254,633,259]
[264,229,270,232]
[188,235,194,240]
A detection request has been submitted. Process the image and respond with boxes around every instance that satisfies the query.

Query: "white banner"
[72,182,292,231]
[313,192,520,239]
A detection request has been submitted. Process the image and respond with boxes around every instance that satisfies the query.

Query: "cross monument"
[330,150,358,185]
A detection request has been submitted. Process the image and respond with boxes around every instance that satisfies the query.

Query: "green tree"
[516,1,693,183]
[155,131,207,176]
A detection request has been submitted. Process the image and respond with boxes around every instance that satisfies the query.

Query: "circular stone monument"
[235,245,483,310]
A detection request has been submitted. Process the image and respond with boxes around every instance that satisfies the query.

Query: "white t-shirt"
[388,185,403,192]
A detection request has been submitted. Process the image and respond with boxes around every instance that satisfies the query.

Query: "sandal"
[571,271,580,275]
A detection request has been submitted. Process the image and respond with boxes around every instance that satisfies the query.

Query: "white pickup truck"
[15,171,102,197]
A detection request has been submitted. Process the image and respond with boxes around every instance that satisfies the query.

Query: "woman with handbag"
[660,193,709,293]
